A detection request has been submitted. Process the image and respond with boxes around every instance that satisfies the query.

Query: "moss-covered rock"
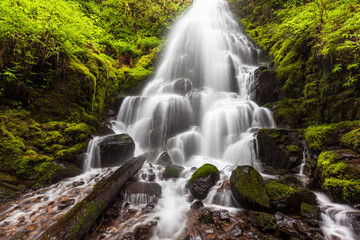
[189,164,220,200]
[305,125,336,151]
[341,128,360,154]
[316,150,360,205]
[257,128,303,171]
[163,165,184,179]
[230,165,270,210]
[249,211,277,233]
[301,203,320,220]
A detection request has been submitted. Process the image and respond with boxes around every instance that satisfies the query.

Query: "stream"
[0,0,359,239]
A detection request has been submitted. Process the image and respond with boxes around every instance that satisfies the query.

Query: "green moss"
[286,145,300,154]
[341,128,360,154]
[190,164,220,183]
[233,166,270,209]
[300,202,318,219]
[265,180,296,202]
[56,143,86,162]
[258,128,280,138]
[323,178,360,205]
[305,125,335,151]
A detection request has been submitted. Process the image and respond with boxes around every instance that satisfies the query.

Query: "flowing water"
[1,0,359,239]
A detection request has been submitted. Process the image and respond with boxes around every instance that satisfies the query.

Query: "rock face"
[189,164,220,200]
[122,181,162,204]
[257,128,303,171]
[249,66,279,106]
[230,165,270,210]
[148,148,173,166]
[98,134,135,168]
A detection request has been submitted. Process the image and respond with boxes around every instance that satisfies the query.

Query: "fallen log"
[39,152,149,240]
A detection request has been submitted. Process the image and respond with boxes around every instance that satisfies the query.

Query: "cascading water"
[110,0,275,238]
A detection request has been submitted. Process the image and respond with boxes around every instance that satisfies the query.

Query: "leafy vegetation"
[228,0,360,124]
[0,0,191,195]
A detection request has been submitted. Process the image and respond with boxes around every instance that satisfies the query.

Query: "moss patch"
[341,128,360,154]
[190,164,220,183]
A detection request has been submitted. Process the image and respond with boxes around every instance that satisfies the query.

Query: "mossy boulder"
[265,180,317,215]
[315,150,360,205]
[301,203,320,220]
[230,165,270,210]
[249,211,277,233]
[257,129,303,171]
[341,128,360,154]
[264,99,304,128]
[163,165,184,179]
[97,134,135,168]
[189,164,220,200]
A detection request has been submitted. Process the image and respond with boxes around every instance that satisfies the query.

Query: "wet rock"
[134,224,153,240]
[72,181,85,187]
[123,181,162,198]
[148,148,173,166]
[199,208,213,224]
[257,128,303,171]
[229,224,242,237]
[121,232,135,240]
[190,200,204,210]
[164,78,193,96]
[249,211,277,233]
[230,165,270,210]
[249,65,279,106]
[58,198,75,210]
[97,123,115,136]
[142,202,155,213]
[163,165,185,179]
[265,180,317,215]
[275,212,310,239]
[148,173,155,181]
[301,202,320,220]
[214,209,230,222]
[98,134,135,168]
[189,164,220,200]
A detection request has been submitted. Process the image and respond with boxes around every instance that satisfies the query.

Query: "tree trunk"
[39,152,149,240]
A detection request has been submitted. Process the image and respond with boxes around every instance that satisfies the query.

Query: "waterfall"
[112,0,274,238]
[114,0,275,167]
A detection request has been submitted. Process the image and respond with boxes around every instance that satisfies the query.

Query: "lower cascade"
[0,0,359,239]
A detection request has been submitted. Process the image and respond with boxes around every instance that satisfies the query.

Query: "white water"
[112,0,275,238]
[316,192,360,240]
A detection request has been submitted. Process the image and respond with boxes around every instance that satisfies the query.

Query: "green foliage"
[341,128,360,154]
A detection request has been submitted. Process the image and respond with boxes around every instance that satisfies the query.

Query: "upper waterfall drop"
[115,0,275,167]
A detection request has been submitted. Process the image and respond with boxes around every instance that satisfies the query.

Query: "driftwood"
[39,153,149,240]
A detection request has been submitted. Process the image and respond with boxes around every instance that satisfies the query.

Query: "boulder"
[98,134,135,168]
[249,66,279,106]
[275,212,311,239]
[163,165,184,179]
[148,148,173,166]
[121,181,162,204]
[189,164,220,200]
[257,128,303,171]
[265,180,317,215]
[230,165,270,210]
[249,211,277,233]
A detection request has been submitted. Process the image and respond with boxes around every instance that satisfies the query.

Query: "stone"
[134,224,153,240]
[72,181,85,187]
[230,165,270,210]
[97,123,115,136]
[190,200,204,210]
[98,134,135,168]
[257,128,303,171]
[122,181,162,198]
[249,66,279,106]
[249,211,277,233]
[58,199,75,210]
[199,208,213,224]
[148,148,173,166]
[230,224,242,237]
[189,164,220,200]
[275,212,310,239]
[163,165,185,179]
